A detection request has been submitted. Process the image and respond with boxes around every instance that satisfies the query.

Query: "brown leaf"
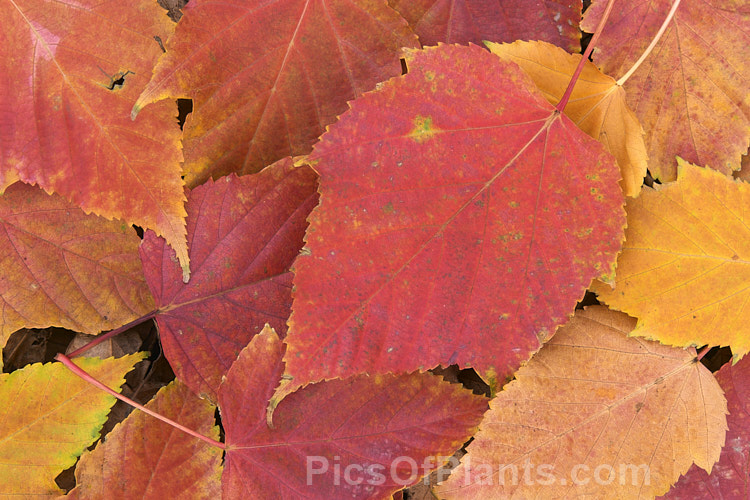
[437,307,728,498]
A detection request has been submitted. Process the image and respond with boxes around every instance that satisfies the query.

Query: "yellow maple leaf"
[487,40,648,197]
[0,353,145,497]
[593,159,750,357]
[436,307,727,499]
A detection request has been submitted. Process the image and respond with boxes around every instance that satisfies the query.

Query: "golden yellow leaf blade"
[0,353,145,497]
[487,40,648,197]
[593,159,750,356]
[436,307,727,499]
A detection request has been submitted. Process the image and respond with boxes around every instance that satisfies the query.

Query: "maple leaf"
[284,43,626,388]
[0,353,145,497]
[0,182,154,369]
[593,159,750,357]
[220,326,488,498]
[582,0,750,181]
[487,40,648,197]
[67,380,222,499]
[0,0,189,276]
[661,354,750,499]
[389,0,582,52]
[133,0,419,187]
[140,158,318,400]
[436,306,728,499]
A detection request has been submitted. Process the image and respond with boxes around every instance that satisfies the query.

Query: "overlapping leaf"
[662,355,750,499]
[593,160,750,357]
[285,44,626,388]
[0,182,155,368]
[134,0,419,187]
[582,0,750,181]
[68,380,222,499]
[0,0,188,274]
[389,0,581,51]
[0,353,145,497]
[140,158,318,400]
[220,326,488,498]
[487,40,648,196]
[437,307,728,498]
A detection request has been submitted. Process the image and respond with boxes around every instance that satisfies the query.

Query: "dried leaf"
[662,355,750,499]
[389,0,582,51]
[593,159,750,357]
[0,0,188,274]
[140,158,318,400]
[0,182,154,368]
[285,43,625,388]
[582,0,750,181]
[436,307,727,498]
[487,40,648,197]
[67,380,222,499]
[220,326,488,498]
[134,0,419,186]
[0,354,145,497]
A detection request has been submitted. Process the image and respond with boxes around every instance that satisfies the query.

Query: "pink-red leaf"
[68,380,222,500]
[140,158,318,400]
[390,0,582,52]
[219,326,488,499]
[285,44,626,388]
[662,355,750,499]
[134,0,419,187]
[0,0,188,273]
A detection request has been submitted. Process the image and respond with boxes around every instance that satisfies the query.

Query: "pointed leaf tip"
[130,103,141,121]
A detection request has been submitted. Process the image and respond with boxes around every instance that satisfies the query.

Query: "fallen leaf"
[285,43,625,388]
[134,0,419,187]
[436,306,728,499]
[582,0,750,181]
[487,40,648,197]
[67,380,222,499]
[389,0,581,51]
[661,355,750,499]
[0,182,155,369]
[593,159,750,357]
[220,326,488,498]
[0,353,145,497]
[0,0,188,274]
[65,330,143,361]
[140,158,318,400]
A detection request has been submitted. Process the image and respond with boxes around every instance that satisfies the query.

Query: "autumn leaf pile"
[1,0,749,498]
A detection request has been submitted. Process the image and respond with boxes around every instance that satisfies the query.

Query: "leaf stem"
[617,0,683,86]
[555,0,617,112]
[67,310,159,358]
[54,352,227,450]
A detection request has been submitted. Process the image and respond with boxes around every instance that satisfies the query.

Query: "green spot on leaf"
[409,115,438,142]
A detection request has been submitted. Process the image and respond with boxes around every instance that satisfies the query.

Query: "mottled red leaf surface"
[140,158,318,400]
[0,0,188,274]
[133,0,419,187]
[285,44,626,388]
[662,356,750,499]
[390,0,581,51]
[0,182,154,368]
[68,380,222,500]
[220,326,487,499]
[582,0,750,181]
